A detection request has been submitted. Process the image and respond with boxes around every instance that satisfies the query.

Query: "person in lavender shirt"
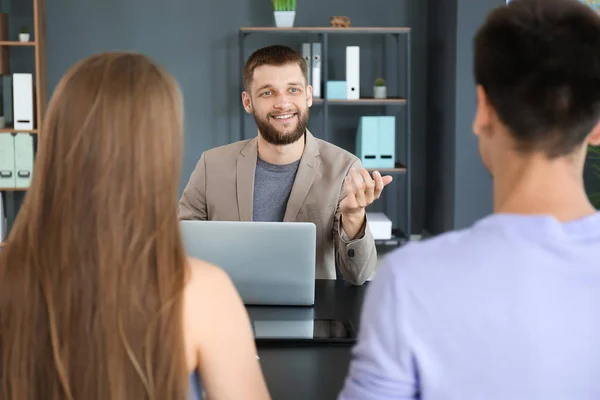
[338,0,600,398]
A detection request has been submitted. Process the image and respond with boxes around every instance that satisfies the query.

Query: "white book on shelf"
[13,73,34,130]
[302,43,312,85]
[311,42,321,98]
[346,46,360,99]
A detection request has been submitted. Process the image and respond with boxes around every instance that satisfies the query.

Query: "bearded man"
[178,45,392,285]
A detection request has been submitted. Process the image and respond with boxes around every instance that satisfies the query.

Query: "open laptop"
[179,220,316,306]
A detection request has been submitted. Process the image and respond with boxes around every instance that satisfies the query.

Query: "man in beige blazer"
[178,45,392,285]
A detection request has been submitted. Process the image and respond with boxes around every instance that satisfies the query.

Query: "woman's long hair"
[0,52,189,399]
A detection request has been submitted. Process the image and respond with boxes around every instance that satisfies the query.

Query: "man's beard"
[253,107,309,145]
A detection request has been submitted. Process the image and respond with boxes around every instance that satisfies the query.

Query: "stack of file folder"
[0,133,34,189]
[355,116,396,169]
[302,43,360,100]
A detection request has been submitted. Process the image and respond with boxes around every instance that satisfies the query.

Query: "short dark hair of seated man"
[242,44,309,94]
[474,0,600,159]
[338,0,600,398]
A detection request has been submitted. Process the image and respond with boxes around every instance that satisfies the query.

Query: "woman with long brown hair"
[0,52,270,399]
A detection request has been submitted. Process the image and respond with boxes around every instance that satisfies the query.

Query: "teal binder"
[326,81,346,99]
[0,133,15,188]
[356,116,396,168]
[378,116,396,168]
[356,116,379,168]
[14,133,33,188]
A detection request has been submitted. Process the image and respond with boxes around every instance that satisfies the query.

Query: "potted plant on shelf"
[374,78,387,99]
[19,26,30,42]
[272,0,296,28]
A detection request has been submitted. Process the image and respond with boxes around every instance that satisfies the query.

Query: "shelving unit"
[0,0,46,241]
[238,26,412,238]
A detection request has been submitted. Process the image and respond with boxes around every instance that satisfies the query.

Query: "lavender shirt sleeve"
[338,259,419,399]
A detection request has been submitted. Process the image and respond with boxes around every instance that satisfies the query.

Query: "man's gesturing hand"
[340,168,393,216]
[339,168,393,239]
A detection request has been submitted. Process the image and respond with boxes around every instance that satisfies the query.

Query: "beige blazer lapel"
[236,138,258,221]
[283,130,320,222]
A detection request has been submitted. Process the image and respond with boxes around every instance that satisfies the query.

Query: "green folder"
[14,133,33,188]
[0,133,14,188]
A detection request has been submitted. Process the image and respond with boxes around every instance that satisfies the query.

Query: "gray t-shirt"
[252,157,300,222]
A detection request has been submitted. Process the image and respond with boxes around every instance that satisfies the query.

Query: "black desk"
[253,279,369,400]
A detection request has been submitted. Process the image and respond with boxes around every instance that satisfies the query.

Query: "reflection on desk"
[247,303,357,344]
[253,320,314,339]
[254,279,369,400]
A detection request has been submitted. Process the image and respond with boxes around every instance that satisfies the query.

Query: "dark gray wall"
[6,0,35,75]
[45,0,429,235]
[424,0,502,234]
[452,0,500,229]
[424,0,457,234]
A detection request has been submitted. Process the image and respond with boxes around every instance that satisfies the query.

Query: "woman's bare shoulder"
[182,256,247,331]
[182,256,252,358]
[186,256,227,281]
[182,259,270,398]
[184,257,236,303]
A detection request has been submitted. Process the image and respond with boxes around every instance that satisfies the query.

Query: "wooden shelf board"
[366,167,407,173]
[0,41,36,46]
[240,27,410,34]
[0,129,38,133]
[313,97,406,105]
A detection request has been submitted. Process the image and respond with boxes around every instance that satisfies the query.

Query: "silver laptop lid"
[179,220,316,306]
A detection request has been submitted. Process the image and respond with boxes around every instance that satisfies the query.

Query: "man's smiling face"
[242,63,313,145]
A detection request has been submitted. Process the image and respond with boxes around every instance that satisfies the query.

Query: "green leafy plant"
[20,25,28,34]
[588,145,600,209]
[374,78,385,87]
[272,0,296,11]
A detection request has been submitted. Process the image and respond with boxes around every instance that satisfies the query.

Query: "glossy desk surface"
[249,279,369,400]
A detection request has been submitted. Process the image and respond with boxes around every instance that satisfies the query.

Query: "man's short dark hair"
[474,0,600,157]
[243,45,308,92]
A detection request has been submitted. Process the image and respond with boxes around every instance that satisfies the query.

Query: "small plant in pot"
[19,26,30,42]
[374,78,387,99]
[272,0,296,28]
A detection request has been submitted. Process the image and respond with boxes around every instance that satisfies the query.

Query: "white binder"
[346,46,360,99]
[13,73,34,130]
[302,43,312,86]
[311,42,321,98]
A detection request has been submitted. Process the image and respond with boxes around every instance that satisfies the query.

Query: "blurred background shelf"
[0,0,46,242]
